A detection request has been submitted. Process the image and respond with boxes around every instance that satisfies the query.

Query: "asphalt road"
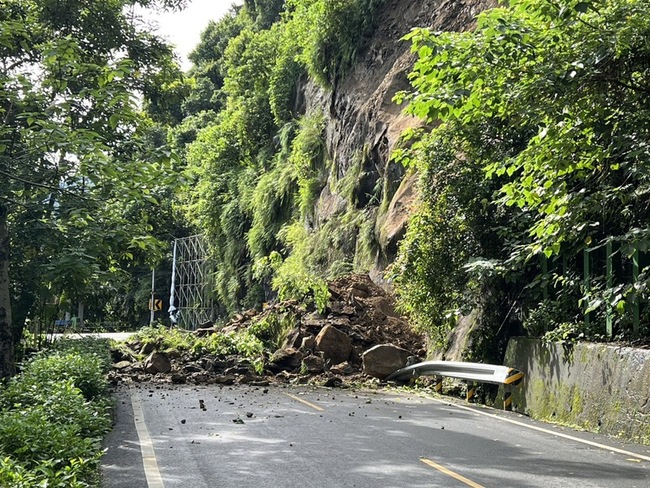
[49,332,136,342]
[102,384,650,488]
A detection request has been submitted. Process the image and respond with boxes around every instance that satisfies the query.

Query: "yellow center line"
[130,385,165,488]
[284,393,325,412]
[420,458,485,488]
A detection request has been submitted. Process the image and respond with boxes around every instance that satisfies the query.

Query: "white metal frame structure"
[168,235,214,330]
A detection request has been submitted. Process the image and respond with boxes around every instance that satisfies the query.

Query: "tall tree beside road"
[0,0,186,378]
[393,0,650,343]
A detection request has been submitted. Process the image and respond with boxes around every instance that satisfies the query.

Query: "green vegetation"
[1,0,393,378]
[7,0,650,381]
[0,0,190,378]
[132,318,304,373]
[0,338,112,486]
[12,0,650,480]
[176,0,388,317]
[392,0,650,357]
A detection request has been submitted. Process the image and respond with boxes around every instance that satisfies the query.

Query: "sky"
[141,0,242,71]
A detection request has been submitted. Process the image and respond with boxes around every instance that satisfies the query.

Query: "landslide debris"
[110,274,426,387]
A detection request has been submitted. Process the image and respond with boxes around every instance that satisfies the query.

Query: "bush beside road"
[0,338,113,487]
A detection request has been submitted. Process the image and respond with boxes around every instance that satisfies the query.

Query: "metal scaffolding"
[168,235,214,330]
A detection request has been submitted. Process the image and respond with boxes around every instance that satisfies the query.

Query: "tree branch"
[0,168,94,201]
[0,194,51,226]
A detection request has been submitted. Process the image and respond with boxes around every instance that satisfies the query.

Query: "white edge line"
[426,395,650,462]
[130,385,165,488]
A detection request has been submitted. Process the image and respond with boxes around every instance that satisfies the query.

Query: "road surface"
[102,384,650,487]
[48,332,136,342]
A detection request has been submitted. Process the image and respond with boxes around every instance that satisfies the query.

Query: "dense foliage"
[393,0,650,353]
[174,0,387,315]
[0,0,189,377]
[11,0,650,375]
[0,338,112,486]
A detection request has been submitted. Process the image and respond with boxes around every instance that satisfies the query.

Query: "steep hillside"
[299,0,497,284]
[173,0,497,318]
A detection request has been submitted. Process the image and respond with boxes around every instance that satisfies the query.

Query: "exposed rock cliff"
[300,0,496,284]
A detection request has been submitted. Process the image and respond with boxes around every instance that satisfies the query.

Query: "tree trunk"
[78,301,84,330]
[0,204,15,379]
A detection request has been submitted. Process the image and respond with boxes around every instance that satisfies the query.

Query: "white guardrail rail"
[386,360,524,386]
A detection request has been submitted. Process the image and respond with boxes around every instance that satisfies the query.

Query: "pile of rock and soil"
[109,274,426,388]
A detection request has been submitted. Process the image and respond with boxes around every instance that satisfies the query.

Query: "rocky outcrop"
[302,0,497,279]
[376,172,418,260]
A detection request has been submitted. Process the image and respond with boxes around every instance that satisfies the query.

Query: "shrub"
[0,378,111,439]
[49,337,113,373]
[21,351,108,401]
[0,456,92,488]
[0,338,112,486]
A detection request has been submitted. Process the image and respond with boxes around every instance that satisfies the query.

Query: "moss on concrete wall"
[501,338,650,444]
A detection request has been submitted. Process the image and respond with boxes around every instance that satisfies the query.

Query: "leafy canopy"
[398,0,650,261]
[393,0,650,342]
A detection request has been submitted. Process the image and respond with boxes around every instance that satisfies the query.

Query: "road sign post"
[150,269,155,325]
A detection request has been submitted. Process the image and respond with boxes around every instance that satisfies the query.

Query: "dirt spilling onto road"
[110,274,426,388]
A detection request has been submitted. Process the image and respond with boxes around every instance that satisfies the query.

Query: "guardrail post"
[434,376,443,394]
[503,388,512,411]
[466,381,477,402]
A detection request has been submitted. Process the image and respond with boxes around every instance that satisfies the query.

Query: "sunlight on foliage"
[394,0,650,343]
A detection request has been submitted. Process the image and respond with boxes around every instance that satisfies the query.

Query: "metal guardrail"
[386,360,524,386]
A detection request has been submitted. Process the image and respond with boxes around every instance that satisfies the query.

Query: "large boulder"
[362,344,412,379]
[315,325,352,365]
[144,352,171,374]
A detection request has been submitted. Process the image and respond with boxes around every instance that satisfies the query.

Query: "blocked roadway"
[102,384,650,487]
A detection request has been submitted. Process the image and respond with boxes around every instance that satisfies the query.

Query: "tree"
[395,0,650,340]
[0,0,185,378]
[244,0,285,29]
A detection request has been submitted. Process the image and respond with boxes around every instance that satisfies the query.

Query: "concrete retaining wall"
[502,337,650,444]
